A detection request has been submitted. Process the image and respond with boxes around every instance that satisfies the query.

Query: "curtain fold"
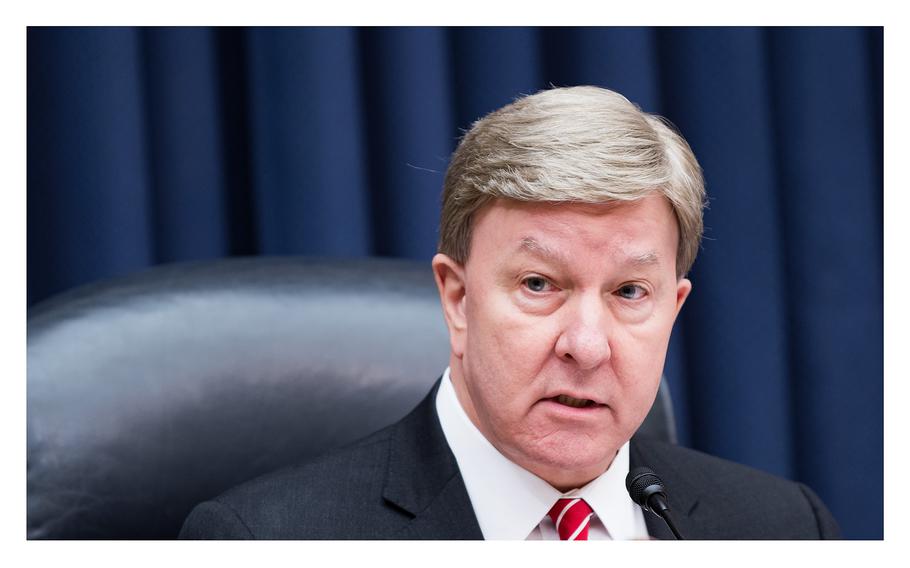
[359,27,455,259]
[246,27,372,256]
[143,27,229,262]
[28,27,154,304]
[658,27,796,479]
[766,26,883,537]
[26,26,883,539]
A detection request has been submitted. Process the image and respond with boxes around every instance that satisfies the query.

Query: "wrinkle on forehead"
[472,197,677,272]
[518,235,662,269]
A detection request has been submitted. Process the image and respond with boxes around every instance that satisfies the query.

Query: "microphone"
[625,467,685,540]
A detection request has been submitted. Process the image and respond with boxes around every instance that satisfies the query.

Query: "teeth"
[556,394,593,408]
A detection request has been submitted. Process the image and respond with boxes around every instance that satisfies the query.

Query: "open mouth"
[550,394,599,409]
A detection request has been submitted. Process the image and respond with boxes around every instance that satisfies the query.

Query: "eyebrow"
[628,250,660,266]
[517,237,569,266]
[517,237,661,268]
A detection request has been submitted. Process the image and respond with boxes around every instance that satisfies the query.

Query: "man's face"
[433,195,691,490]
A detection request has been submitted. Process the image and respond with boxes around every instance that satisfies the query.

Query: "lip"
[542,392,605,406]
[538,396,608,417]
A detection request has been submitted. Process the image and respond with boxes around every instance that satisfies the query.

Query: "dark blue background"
[27,27,883,539]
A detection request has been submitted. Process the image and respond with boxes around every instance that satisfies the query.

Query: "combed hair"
[438,86,706,278]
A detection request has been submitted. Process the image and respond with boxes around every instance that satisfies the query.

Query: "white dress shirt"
[435,368,650,540]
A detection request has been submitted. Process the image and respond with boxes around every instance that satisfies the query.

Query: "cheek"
[472,294,556,360]
[616,324,672,374]
[464,294,558,402]
[611,308,677,406]
[621,292,679,355]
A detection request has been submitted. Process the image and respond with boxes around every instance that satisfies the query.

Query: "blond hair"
[438,86,706,277]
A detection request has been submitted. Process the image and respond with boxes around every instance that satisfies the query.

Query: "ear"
[432,253,468,358]
[674,277,692,318]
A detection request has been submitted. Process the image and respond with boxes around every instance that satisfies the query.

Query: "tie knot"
[547,498,595,540]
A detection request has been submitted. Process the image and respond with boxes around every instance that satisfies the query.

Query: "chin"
[520,433,620,485]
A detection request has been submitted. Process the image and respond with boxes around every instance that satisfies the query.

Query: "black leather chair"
[27,257,677,539]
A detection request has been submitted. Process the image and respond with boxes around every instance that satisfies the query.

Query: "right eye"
[522,275,553,293]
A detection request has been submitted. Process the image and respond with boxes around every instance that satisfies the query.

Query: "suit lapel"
[630,436,701,540]
[382,380,484,540]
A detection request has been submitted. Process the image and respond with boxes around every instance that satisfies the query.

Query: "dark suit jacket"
[179,383,841,540]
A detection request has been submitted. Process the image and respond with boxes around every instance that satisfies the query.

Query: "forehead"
[467,196,679,268]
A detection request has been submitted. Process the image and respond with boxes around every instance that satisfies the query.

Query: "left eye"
[523,276,552,293]
[617,284,646,300]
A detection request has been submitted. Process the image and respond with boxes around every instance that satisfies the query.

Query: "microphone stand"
[649,495,684,540]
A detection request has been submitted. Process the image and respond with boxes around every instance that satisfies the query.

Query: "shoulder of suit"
[205,422,403,537]
[632,436,840,538]
[195,385,449,539]
[633,436,799,491]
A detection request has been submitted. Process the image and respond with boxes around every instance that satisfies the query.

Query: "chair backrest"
[27,256,677,539]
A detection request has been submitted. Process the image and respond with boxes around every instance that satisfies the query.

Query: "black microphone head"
[626,467,667,513]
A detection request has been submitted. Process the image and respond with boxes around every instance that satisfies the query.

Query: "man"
[179,86,840,540]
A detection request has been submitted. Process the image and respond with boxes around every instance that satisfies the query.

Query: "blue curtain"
[27,26,883,539]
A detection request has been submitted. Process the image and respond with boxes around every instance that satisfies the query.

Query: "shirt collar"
[435,367,640,540]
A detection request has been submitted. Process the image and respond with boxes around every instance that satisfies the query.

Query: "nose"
[554,293,612,370]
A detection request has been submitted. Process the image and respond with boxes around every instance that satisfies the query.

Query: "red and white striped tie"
[547,498,595,540]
